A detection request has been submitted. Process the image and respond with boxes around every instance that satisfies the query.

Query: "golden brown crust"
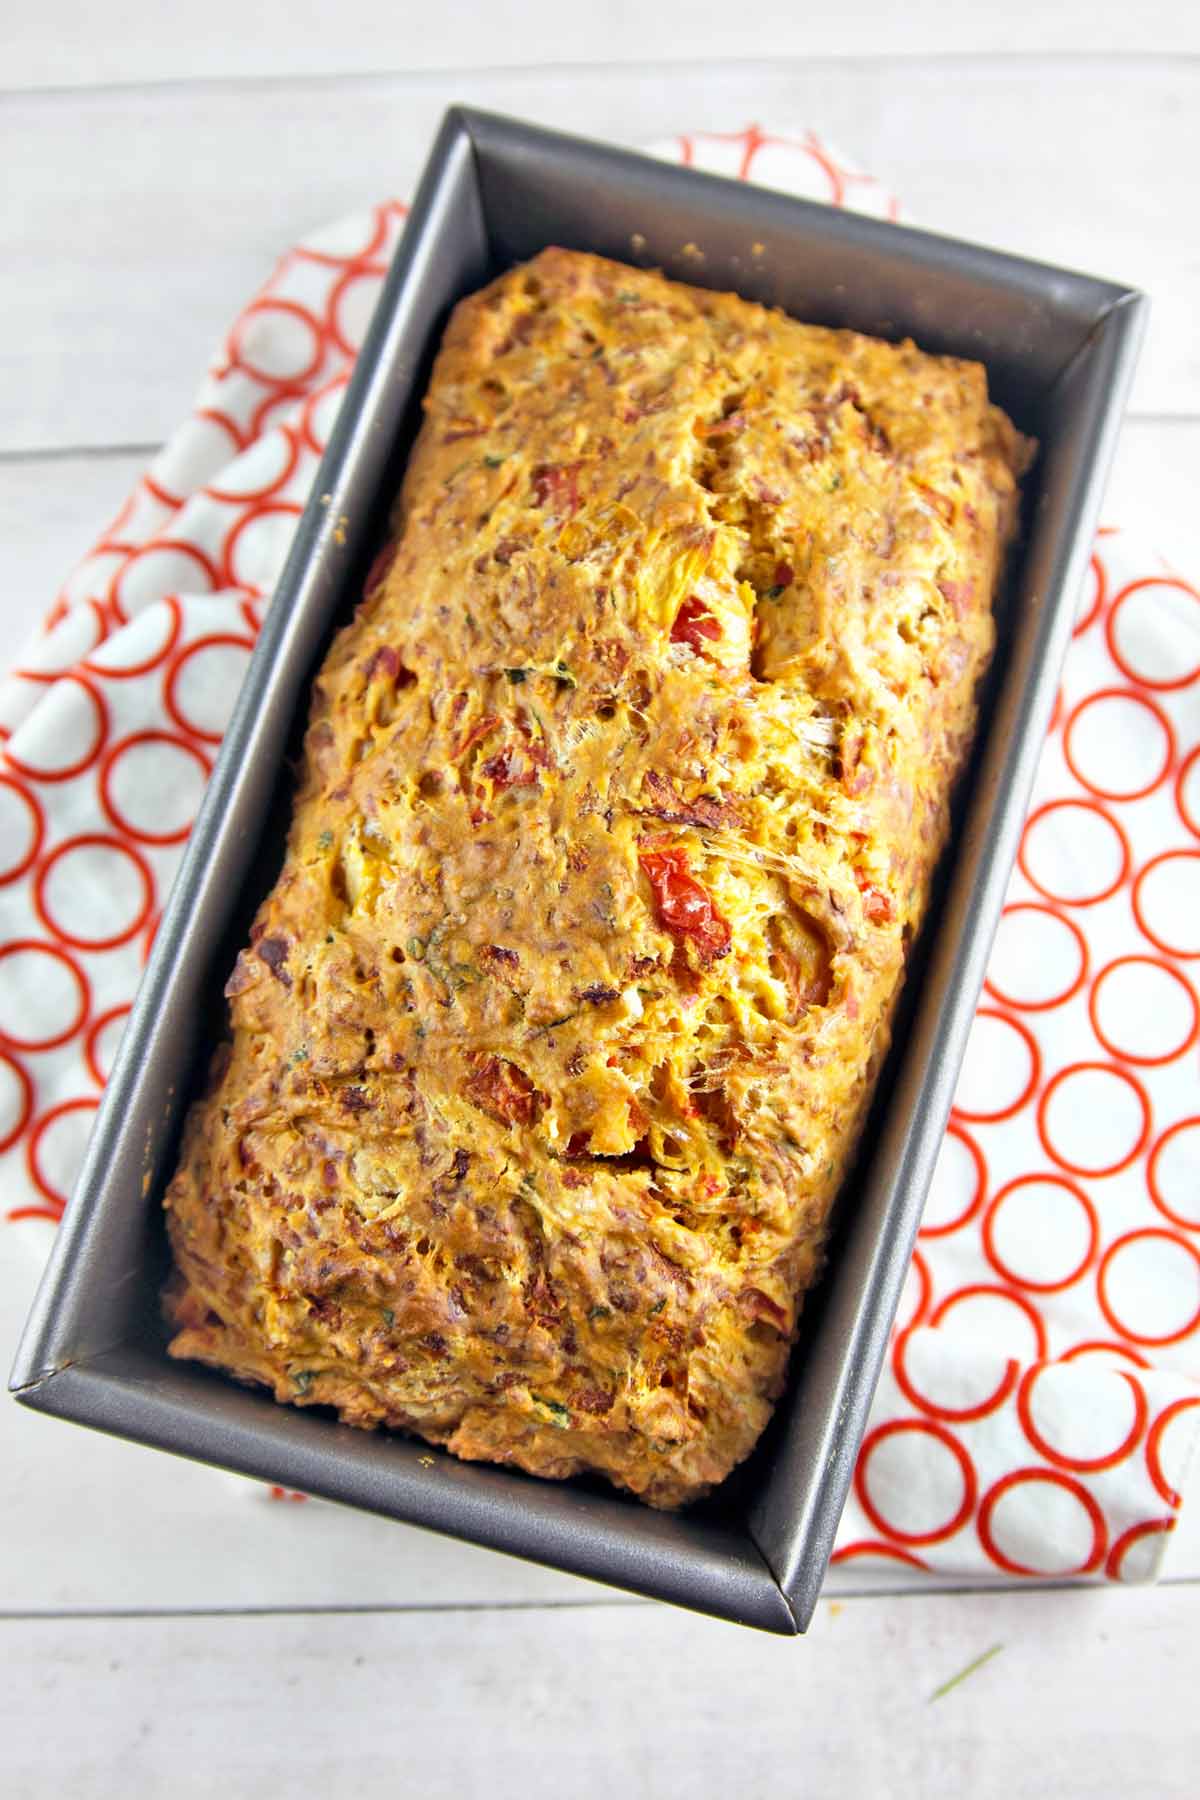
[163,249,1029,1507]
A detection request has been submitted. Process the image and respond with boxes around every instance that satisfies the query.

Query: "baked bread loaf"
[164,248,1029,1508]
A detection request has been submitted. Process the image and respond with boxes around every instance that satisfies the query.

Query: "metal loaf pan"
[10,107,1145,1634]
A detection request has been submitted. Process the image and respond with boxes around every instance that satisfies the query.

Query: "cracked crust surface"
[164,248,1029,1508]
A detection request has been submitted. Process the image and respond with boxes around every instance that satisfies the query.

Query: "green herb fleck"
[407,935,426,960]
[532,1010,579,1036]
[290,1046,309,1065]
[504,667,528,684]
[827,471,844,492]
[617,290,639,304]
[765,584,786,601]
[381,1308,395,1328]
[317,829,334,850]
[928,1644,1004,1704]
[588,1305,613,1322]
[648,1298,667,1317]
[293,1371,315,1396]
[484,453,506,467]
[532,1394,571,1427]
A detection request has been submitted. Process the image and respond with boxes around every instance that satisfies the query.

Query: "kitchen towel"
[2,126,1197,1583]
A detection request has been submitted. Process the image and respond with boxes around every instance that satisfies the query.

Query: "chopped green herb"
[483,453,506,467]
[381,1308,395,1328]
[407,935,426,960]
[928,1644,1004,1704]
[648,1298,667,1317]
[293,1371,315,1395]
[617,289,639,303]
[532,1394,571,1426]
[317,829,334,850]
[827,471,844,491]
[532,1010,579,1035]
[765,584,786,601]
[290,1046,309,1065]
[588,1305,613,1322]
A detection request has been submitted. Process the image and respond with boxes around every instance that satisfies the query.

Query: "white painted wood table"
[2,5,1198,1793]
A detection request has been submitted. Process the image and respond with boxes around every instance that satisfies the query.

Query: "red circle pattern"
[3,150,1198,1590]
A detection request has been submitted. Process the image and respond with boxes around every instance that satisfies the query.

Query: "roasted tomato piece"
[670,595,721,654]
[532,461,582,515]
[638,845,731,966]
[854,867,895,924]
[466,1055,542,1127]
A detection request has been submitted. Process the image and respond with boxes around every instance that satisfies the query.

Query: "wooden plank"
[5,3,1199,89]
[3,1588,1197,1797]
[0,58,1197,454]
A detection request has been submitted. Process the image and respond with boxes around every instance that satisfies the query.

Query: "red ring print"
[0,940,90,1051]
[931,1283,1050,1362]
[1106,575,1200,691]
[1073,551,1106,638]
[1176,744,1200,840]
[1062,687,1176,803]
[829,1540,930,1570]
[108,539,220,624]
[0,1046,35,1153]
[0,775,47,885]
[219,499,303,590]
[892,1327,1019,1423]
[1105,1518,1176,1581]
[951,1009,1041,1124]
[1088,956,1200,1067]
[1036,1062,1152,1178]
[204,423,301,505]
[84,1004,132,1088]
[983,903,1089,1012]
[1016,1364,1147,1473]
[227,297,326,387]
[1060,1339,1151,1370]
[918,1121,988,1240]
[298,373,350,457]
[293,206,390,269]
[982,1173,1099,1293]
[98,730,212,847]
[327,262,389,361]
[1097,1229,1200,1347]
[25,1096,100,1215]
[164,633,257,743]
[142,470,183,511]
[854,1419,978,1546]
[141,912,161,965]
[33,834,155,953]
[1147,1117,1200,1231]
[1146,1396,1200,1507]
[1018,798,1132,907]
[196,406,249,455]
[4,673,110,784]
[1131,851,1200,959]
[977,1469,1106,1576]
[82,595,182,680]
[900,1247,933,1331]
